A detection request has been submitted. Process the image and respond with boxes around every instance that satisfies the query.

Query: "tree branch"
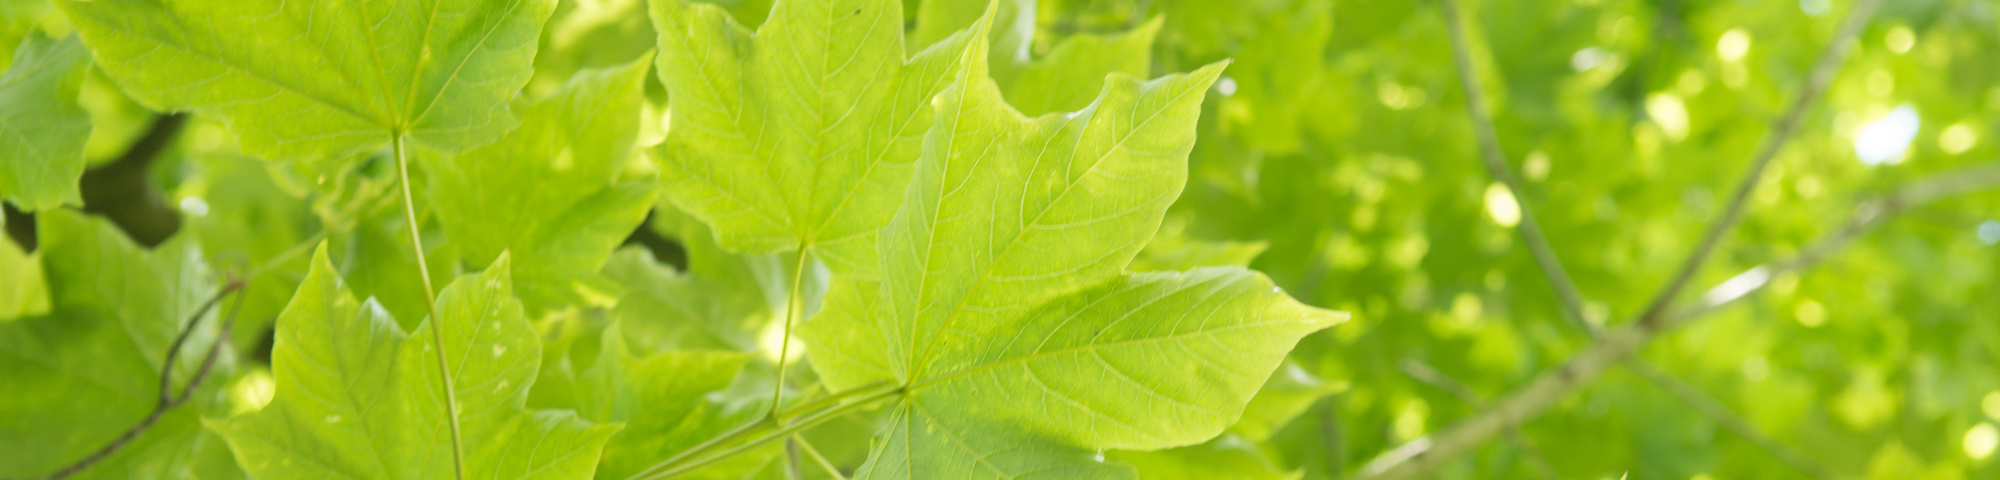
[1438,0,1594,333]
[1400,360,1559,480]
[1355,161,2000,480]
[793,435,847,480]
[22,276,246,480]
[1635,0,1880,330]
[1436,0,1855,473]
[1625,360,1834,480]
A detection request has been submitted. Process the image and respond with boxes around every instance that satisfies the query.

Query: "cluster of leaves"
[1,0,1345,478]
[5,0,2000,479]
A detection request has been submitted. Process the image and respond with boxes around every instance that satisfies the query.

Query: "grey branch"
[1634,0,1881,330]
[1438,0,1595,334]
[1625,360,1835,480]
[21,277,247,480]
[1400,360,1560,480]
[1432,0,1881,475]
[1355,160,2000,480]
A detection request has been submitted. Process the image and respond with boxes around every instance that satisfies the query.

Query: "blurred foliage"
[4,0,1999,478]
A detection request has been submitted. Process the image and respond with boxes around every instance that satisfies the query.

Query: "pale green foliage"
[1109,435,1301,480]
[427,56,656,312]
[604,208,821,353]
[596,351,779,479]
[0,216,48,320]
[646,0,982,274]
[212,247,618,479]
[58,0,556,159]
[0,33,91,210]
[796,14,1344,476]
[0,211,241,479]
[913,0,1160,116]
[1229,361,1344,442]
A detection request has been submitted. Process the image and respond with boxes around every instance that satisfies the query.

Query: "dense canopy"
[2,0,1997,479]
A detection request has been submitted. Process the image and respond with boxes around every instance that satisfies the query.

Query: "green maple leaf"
[0,33,92,211]
[426,55,656,313]
[0,211,242,479]
[799,17,1345,478]
[646,0,987,275]
[211,246,618,479]
[56,0,555,159]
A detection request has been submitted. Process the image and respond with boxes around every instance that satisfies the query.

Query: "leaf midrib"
[904,73,1203,381]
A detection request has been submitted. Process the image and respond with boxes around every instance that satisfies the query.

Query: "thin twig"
[785,438,805,480]
[1437,0,1841,472]
[23,277,246,480]
[1670,163,2000,327]
[1626,360,1834,480]
[1354,161,2000,480]
[793,435,847,480]
[1319,396,1346,478]
[1400,360,1559,480]
[1635,0,1881,330]
[1438,0,1595,334]
[243,229,332,281]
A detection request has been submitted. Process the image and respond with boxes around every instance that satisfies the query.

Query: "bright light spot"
[1690,474,1714,480]
[1092,450,1105,463]
[228,369,276,415]
[1393,399,1429,441]
[1377,81,1425,110]
[1978,220,2000,245]
[1701,266,1770,306]
[1524,151,1552,181]
[1717,29,1752,62]
[1886,26,1916,54]
[1799,0,1831,16]
[1966,424,1999,460]
[1483,183,1521,227]
[1940,122,1978,154]
[1571,47,1608,72]
[1854,106,1920,166]
[1451,293,1483,322]
[1796,175,1823,198]
[1676,70,1707,95]
[178,196,210,217]
[758,315,805,365]
[1795,300,1826,327]
[1983,392,2000,419]
[551,147,575,171]
[1741,356,1770,381]
[1217,76,1238,97]
[1646,93,1690,141]
[1866,70,1896,96]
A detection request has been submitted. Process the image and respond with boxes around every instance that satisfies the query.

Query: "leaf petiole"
[629,383,905,480]
[768,249,809,418]
[393,133,466,480]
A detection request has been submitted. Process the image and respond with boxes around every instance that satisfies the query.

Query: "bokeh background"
[5,0,1999,479]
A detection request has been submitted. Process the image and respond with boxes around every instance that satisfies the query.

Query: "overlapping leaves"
[787,4,1345,476]
[211,246,618,479]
